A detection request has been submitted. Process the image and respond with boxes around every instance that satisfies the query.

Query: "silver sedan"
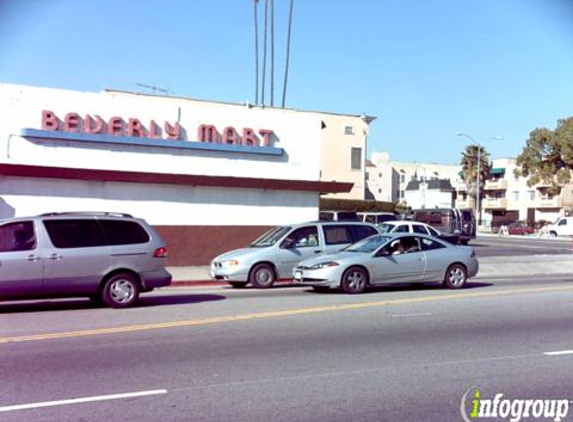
[293,233,479,294]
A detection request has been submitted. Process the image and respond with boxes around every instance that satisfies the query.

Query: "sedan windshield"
[345,234,392,253]
[377,223,395,233]
[249,226,292,247]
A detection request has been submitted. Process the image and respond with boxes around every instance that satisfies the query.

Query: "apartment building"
[366,151,462,206]
[455,157,573,228]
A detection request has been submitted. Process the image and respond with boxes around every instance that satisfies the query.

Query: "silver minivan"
[0,212,172,308]
[210,221,379,288]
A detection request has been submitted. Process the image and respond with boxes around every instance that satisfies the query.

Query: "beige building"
[319,113,375,200]
[456,157,573,228]
[367,151,463,205]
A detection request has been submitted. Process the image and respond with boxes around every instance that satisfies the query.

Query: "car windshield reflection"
[249,226,291,247]
[345,234,391,253]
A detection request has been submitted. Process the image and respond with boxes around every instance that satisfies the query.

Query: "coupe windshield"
[345,234,391,253]
[249,226,292,247]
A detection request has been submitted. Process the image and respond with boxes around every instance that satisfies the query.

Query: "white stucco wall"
[0,176,319,225]
[0,83,329,226]
[0,83,321,181]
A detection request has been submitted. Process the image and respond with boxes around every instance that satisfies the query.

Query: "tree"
[460,144,491,203]
[515,117,573,196]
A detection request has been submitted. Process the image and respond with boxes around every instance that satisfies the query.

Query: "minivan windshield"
[249,226,292,247]
[345,234,391,253]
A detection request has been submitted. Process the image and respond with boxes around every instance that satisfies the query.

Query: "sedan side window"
[401,236,421,253]
[395,225,409,233]
[0,221,36,252]
[412,224,427,234]
[420,237,446,251]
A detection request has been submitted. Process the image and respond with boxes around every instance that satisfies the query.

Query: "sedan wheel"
[443,264,467,289]
[249,263,276,288]
[341,267,368,294]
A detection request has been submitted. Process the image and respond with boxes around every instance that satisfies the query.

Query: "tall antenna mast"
[282,0,294,108]
[253,0,260,105]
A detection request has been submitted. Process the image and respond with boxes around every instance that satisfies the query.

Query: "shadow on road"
[303,281,494,295]
[0,293,226,313]
[137,294,226,307]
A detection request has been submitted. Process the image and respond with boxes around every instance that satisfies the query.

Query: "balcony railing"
[455,199,472,208]
[534,197,563,208]
[483,198,507,209]
[484,179,508,190]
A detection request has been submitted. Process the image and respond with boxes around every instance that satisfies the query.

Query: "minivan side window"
[323,225,352,245]
[99,220,150,245]
[0,221,36,252]
[43,219,107,248]
[350,225,378,242]
[285,226,319,248]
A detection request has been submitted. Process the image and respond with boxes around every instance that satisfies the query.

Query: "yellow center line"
[1,284,572,344]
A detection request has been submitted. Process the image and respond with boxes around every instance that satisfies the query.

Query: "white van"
[546,216,573,237]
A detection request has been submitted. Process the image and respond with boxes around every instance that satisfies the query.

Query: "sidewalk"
[167,252,573,287]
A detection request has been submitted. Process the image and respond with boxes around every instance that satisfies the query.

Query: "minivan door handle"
[26,254,41,262]
[49,253,62,261]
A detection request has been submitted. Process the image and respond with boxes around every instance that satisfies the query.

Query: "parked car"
[358,212,398,224]
[293,233,479,294]
[546,216,573,237]
[0,212,171,308]
[377,220,461,244]
[506,222,535,235]
[318,211,361,221]
[210,221,379,288]
[410,208,476,244]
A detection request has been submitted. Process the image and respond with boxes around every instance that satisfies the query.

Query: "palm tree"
[460,144,491,204]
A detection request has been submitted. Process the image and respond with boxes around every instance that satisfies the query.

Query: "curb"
[167,254,573,288]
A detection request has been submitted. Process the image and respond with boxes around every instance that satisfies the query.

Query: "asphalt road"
[1,273,573,422]
[471,234,573,257]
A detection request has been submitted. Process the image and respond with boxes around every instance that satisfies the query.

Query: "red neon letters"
[42,110,274,147]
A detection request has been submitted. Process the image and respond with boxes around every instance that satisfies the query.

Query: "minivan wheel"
[443,264,467,289]
[102,273,140,308]
[249,263,276,288]
[341,267,368,294]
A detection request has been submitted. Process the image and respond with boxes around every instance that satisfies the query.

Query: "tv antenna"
[136,83,171,96]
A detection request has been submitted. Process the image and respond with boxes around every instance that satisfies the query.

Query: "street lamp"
[455,133,502,229]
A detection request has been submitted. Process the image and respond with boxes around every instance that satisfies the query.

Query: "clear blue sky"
[1,0,572,164]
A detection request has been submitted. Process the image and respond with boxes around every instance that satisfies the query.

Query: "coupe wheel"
[341,267,368,294]
[443,264,467,289]
[249,263,276,288]
[101,273,140,308]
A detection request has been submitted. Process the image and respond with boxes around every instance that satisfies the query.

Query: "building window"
[365,172,370,180]
[400,174,405,183]
[344,125,354,135]
[351,148,362,170]
[378,188,382,194]
[400,190,405,199]
[529,191,535,200]
[378,173,382,178]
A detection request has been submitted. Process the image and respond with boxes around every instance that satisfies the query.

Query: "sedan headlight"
[221,259,240,268]
[310,261,339,270]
